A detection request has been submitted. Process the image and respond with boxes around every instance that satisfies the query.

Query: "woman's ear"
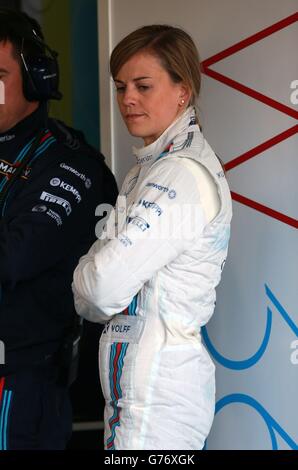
[179,84,191,107]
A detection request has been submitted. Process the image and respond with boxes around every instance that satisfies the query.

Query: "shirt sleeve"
[72,237,112,323]
[73,157,207,321]
[0,153,106,285]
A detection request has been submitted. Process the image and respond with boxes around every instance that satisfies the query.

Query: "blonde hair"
[110,25,201,115]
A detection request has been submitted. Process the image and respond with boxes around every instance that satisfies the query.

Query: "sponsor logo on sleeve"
[46,209,63,226]
[31,205,62,226]
[0,135,15,143]
[217,170,225,179]
[145,182,176,199]
[137,199,163,216]
[50,177,82,203]
[40,191,72,215]
[32,204,47,213]
[85,178,91,189]
[60,163,92,188]
[124,175,138,197]
[126,215,150,232]
[50,177,60,187]
[118,234,133,247]
[136,154,152,165]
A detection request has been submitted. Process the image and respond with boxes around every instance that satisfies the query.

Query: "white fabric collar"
[132,106,197,166]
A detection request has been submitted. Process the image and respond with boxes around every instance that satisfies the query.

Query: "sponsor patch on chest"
[0,159,31,180]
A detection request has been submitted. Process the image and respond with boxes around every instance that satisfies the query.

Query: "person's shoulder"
[47,118,106,167]
[49,119,118,196]
[150,154,198,178]
[142,155,207,201]
[124,163,139,180]
[116,164,138,196]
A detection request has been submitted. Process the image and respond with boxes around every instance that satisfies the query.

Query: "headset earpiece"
[21,52,62,101]
[0,9,62,101]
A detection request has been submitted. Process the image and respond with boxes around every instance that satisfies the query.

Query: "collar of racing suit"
[132,106,197,166]
[0,103,47,159]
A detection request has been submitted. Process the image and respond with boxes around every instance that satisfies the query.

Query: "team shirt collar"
[0,104,47,157]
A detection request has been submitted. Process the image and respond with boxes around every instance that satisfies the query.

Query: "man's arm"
[0,153,107,284]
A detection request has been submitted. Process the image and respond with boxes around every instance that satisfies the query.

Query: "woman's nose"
[122,86,137,106]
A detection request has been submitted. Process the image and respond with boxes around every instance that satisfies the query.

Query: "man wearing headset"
[0,10,118,449]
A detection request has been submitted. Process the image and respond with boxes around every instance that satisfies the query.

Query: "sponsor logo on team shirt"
[137,199,163,216]
[60,162,92,189]
[46,209,63,226]
[50,177,82,203]
[145,182,176,199]
[50,178,60,186]
[0,135,15,143]
[32,204,47,213]
[136,154,152,165]
[0,159,31,180]
[124,175,138,197]
[85,178,92,189]
[217,171,225,179]
[126,215,150,232]
[118,234,133,247]
[40,191,72,215]
[32,204,62,226]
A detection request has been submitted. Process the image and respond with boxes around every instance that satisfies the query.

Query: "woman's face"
[114,52,189,146]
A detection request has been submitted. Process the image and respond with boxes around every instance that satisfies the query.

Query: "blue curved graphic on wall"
[213,394,298,450]
[202,284,297,370]
[202,308,272,370]
[265,284,298,336]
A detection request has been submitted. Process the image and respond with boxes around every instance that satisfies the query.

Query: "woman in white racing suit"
[73,25,232,450]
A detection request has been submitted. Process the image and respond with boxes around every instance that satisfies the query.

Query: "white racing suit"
[73,107,232,450]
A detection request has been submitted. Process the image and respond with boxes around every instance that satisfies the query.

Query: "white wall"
[98,0,298,449]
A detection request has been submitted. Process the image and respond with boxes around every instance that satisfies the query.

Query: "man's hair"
[0,9,45,60]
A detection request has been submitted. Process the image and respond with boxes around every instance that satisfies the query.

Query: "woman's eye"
[138,85,149,91]
[116,87,125,93]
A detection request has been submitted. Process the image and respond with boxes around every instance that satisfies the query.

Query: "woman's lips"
[125,114,145,121]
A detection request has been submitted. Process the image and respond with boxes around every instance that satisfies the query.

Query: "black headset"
[0,9,62,101]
